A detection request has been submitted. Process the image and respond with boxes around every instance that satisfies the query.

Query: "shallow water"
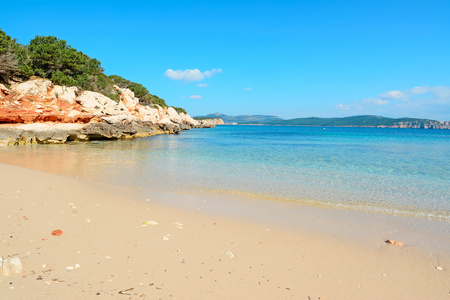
[1,125,449,248]
[1,126,449,216]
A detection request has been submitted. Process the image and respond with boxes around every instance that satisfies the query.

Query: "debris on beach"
[51,229,63,236]
[174,222,184,229]
[66,264,80,271]
[224,251,235,258]
[2,257,24,276]
[142,220,158,227]
[435,266,443,270]
[118,287,134,295]
[385,239,403,247]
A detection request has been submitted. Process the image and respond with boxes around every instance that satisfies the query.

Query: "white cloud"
[245,87,252,90]
[203,68,222,78]
[164,68,222,82]
[197,83,209,87]
[411,86,429,95]
[335,85,450,120]
[379,86,429,101]
[336,104,350,110]
[189,95,203,99]
[363,98,389,105]
[379,90,405,99]
[431,86,450,100]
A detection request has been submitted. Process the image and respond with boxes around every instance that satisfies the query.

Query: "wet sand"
[0,163,449,299]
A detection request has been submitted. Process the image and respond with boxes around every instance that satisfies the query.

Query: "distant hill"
[266,115,449,129]
[195,114,450,129]
[195,113,283,124]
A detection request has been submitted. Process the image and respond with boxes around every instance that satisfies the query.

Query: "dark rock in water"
[158,122,181,134]
[180,124,191,131]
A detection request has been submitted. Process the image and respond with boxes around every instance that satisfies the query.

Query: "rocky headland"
[0,78,223,145]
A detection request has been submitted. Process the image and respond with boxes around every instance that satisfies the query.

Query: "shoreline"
[1,163,449,299]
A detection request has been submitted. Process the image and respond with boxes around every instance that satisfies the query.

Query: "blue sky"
[3,0,450,120]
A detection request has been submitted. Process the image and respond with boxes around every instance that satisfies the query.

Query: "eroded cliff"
[0,78,221,145]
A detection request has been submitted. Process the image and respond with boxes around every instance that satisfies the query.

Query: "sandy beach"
[0,162,449,299]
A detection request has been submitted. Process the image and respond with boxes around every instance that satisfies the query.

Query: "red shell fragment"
[51,229,63,236]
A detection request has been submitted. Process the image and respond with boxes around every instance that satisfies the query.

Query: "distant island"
[195,113,450,129]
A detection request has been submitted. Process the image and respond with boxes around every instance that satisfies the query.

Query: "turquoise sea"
[1,125,449,222]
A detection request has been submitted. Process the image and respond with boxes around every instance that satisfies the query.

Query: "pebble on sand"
[51,229,63,236]
[385,239,403,247]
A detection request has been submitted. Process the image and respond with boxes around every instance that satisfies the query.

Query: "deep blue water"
[1,125,449,220]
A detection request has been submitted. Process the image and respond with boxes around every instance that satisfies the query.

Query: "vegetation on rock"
[172,107,187,114]
[0,28,178,110]
[108,75,167,107]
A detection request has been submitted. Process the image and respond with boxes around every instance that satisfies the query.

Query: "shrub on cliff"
[173,107,187,114]
[109,75,168,108]
[27,36,104,85]
[0,28,181,111]
[0,29,32,81]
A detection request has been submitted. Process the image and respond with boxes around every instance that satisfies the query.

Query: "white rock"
[179,112,200,126]
[158,116,174,125]
[2,257,23,276]
[114,85,140,111]
[167,107,182,124]
[76,91,130,116]
[11,79,53,97]
[102,114,137,124]
[136,106,160,123]
[50,85,79,104]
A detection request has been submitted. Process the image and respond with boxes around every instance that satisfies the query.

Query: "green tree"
[27,35,104,83]
[0,28,32,81]
[0,29,183,113]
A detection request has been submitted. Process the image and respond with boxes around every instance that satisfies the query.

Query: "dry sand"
[0,163,449,299]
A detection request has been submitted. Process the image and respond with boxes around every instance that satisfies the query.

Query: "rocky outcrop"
[377,120,450,129]
[76,91,130,117]
[179,112,200,127]
[0,79,95,124]
[0,78,214,145]
[197,118,225,128]
[0,120,164,146]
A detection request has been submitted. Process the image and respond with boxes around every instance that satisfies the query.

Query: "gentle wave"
[181,186,450,222]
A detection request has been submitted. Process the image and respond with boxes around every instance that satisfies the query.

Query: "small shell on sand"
[385,239,403,247]
[225,251,235,258]
[51,229,63,236]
